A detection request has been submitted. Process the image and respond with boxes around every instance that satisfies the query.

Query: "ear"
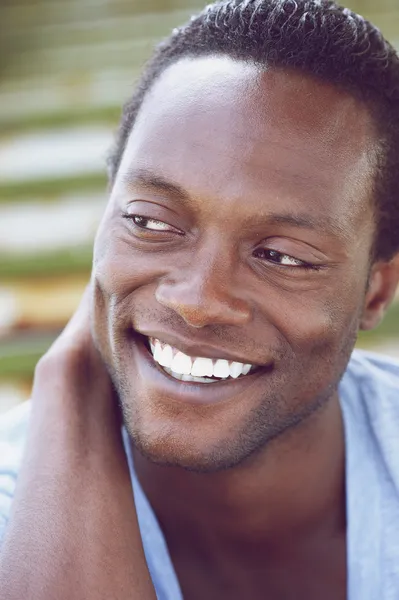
[360,254,399,331]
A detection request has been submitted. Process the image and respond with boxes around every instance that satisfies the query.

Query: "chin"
[110,334,339,475]
[128,427,253,474]
[120,405,237,473]
[118,387,317,475]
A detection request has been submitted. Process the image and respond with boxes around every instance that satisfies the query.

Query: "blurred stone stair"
[0,0,202,410]
[0,0,398,411]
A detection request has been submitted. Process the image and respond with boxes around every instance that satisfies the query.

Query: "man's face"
[92,56,377,472]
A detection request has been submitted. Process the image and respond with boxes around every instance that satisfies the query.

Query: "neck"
[132,393,346,555]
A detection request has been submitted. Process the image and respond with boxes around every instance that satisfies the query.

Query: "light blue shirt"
[1,350,399,599]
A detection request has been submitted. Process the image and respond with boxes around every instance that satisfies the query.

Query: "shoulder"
[344,348,399,390]
[0,401,31,545]
[340,349,399,485]
[341,349,399,414]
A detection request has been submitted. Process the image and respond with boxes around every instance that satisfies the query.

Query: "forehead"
[117,56,377,233]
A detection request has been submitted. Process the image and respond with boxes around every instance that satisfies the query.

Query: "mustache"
[127,305,287,360]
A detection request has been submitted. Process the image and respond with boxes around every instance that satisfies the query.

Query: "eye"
[123,214,183,234]
[253,248,319,270]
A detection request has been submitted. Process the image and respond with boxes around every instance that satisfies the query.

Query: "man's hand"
[31,285,120,437]
[0,286,156,600]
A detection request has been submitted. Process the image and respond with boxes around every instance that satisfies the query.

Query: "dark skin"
[90,57,399,599]
[1,56,399,600]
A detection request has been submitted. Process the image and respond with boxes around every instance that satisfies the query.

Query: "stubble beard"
[112,366,344,475]
[106,313,359,474]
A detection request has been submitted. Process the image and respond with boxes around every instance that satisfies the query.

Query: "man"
[0,0,399,598]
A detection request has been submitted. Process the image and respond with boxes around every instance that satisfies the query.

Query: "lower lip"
[132,334,273,405]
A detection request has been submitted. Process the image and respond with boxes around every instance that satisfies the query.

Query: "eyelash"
[123,214,321,271]
[122,214,183,234]
[253,248,321,271]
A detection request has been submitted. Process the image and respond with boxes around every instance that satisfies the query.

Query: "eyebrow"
[124,168,190,202]
[263,212,342,235]
[124,168,344,237]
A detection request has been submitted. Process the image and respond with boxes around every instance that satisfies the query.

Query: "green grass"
[1,246,93,278]
[0,172,107,204]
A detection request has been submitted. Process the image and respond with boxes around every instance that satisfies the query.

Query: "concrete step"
[0,276,86,334]
[0,69,132,125]
[0,126,112,185]
[0,192,106,254]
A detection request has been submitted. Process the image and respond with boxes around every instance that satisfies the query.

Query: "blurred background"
[1,0,398,413]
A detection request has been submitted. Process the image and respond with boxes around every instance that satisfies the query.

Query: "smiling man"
[1,1,399,599]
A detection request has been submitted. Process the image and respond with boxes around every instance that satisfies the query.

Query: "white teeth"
[170,370,183,380]
[191,357,214,377]
[171,351,192,375]
[149,338,256,383]
[242,364,252,375]
[229,361,244,379]
[180,374,215,384]
[165,369,215,384]
[153,341,163,364]
[213,359,230,379]
[158,344,173,368]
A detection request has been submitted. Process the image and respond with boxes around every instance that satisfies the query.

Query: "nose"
[155,251,252,329]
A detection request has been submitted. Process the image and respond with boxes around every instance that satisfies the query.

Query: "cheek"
[260,288,362,405]
[93,223,165,298]
[271,283,362,360]
[91,224,174,361]
[91,227,146,359]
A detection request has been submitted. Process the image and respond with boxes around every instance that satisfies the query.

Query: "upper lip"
[135,329,268,366]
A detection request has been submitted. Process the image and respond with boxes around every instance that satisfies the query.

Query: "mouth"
[144,336,261,385]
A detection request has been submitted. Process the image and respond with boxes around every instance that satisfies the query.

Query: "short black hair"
[108,0,399,261]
